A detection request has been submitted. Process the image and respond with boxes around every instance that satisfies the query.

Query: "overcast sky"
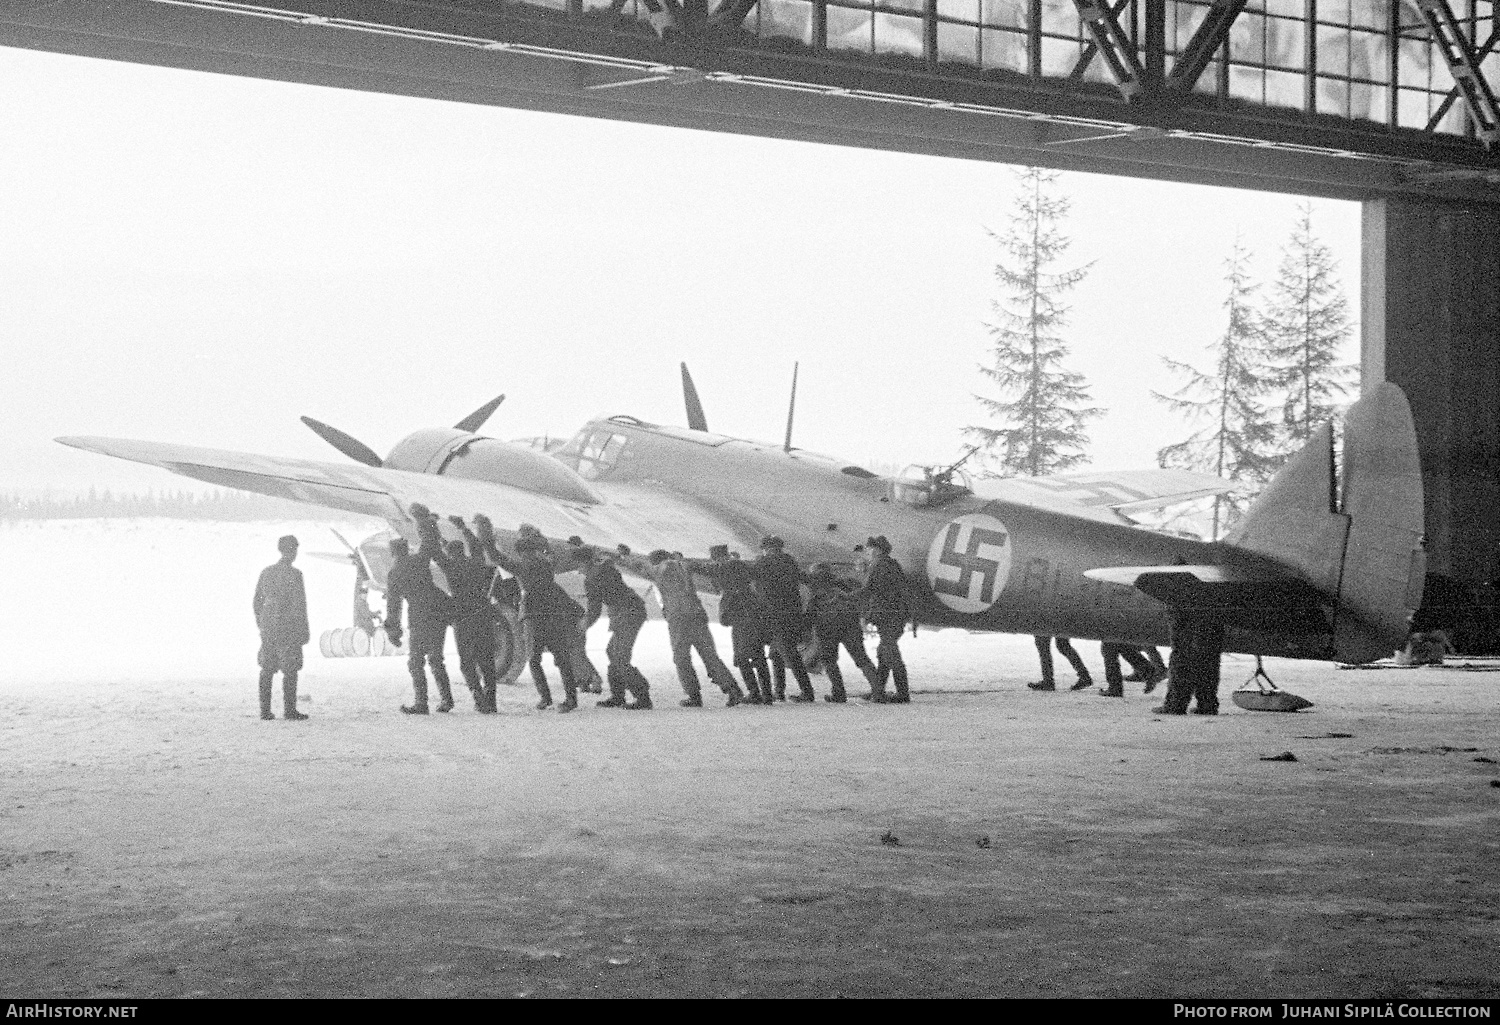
[0,43,1361,497]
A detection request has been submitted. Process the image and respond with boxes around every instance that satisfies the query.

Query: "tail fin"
[1225,382,1424,663]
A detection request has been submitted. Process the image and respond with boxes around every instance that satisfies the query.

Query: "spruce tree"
[1265,202,1355,444]
[965,167,1100,478]
[1154,238,1281,539]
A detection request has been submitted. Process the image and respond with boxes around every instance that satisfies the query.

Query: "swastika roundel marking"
[925,513,1013,614]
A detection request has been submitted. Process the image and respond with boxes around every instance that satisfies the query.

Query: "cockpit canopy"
[891,464,973,507]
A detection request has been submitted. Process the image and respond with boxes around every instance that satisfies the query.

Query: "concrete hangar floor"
[2,519,1497,998]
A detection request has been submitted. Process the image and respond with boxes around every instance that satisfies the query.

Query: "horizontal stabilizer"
[979,467,1234,524]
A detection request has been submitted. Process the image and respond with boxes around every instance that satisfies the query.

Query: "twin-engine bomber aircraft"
[57,373,1425,684]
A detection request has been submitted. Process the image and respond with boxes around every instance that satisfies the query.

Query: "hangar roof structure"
[3,0,1500,205]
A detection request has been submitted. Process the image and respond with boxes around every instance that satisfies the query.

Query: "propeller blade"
[783,361,799,454]
[454,394,505,433]
[681,363,709,432]
[331,528,374,582]
[300,416,384,467]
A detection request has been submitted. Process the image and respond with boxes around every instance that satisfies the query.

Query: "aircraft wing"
[973,468,1233,524]
[55,436,752,553]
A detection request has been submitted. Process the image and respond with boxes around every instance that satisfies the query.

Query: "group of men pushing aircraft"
[255,502,1176,721]
[254,502,917,720]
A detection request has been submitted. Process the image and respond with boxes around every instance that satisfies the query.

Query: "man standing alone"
[253,534,310,721]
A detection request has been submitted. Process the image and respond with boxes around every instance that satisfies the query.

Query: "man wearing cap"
[463,515,585,713]
[751,536,818,703]
[631,548,743,707]
[253,535,310,721]
[858,535,914,703]
[577,543,652,710]
[385,510,458,715]
[706,544,774,705]
[806,562,879,703]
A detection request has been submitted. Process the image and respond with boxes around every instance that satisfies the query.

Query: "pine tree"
[965,167,1100,478]
[1154,238,1281,539]
[1265,202,1355,444]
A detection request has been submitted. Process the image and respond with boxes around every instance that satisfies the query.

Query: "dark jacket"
[584,559,647,628]
[806,575,862,632]
[860,553,912,626]
[753,550,805,618]
[433,547,496,621]
[386,551,455,628]
[254,560,309,646]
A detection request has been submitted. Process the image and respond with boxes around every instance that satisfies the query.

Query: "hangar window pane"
[982,26,1029,71]
[1348,2,1386,30]
[1228,62,1266,102]
[1233,12,1268,63]
[1318,74,1351,117]
[1349,27,1389,84]
[938,0,980,20]
[1262,0,1302,17]
[1192,55,1220,94]
[1349,81,1386,123]
[1040,33,1087,76]
[880,0,926,15]
[827,4,875,53]
[1266,15,1304,72]
[1320,0,1350,22]
[874,11,926,56]
[980,0,1026,29]
[1040,0,1080,35]
[760,0,816,45]
[938,21,980,62]
[1264,67,1302,108]
[1396,86,1432,128]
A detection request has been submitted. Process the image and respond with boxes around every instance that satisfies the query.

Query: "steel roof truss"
[1072,0,1146,100]
[1425,21,1500,134]
[1166,0,1247,95]
[1416,0,1500,144]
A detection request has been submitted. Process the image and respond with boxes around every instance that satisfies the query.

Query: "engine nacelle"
[384,428,598,504]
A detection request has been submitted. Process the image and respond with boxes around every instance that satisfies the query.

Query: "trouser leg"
[769,647,786,700]
[258,670,274,717]
[1033,635,1055,687]
[1120,646,1153,678]
[819,641,846,701]
[772,616,814,700]
[687,615,742,699]
[666,617,702,701]
[429,655,454,710]
[843,630,879,687]
[1056,637,1093,687]
[538,620,579,706]
[877,622,908,702]
[281,671,297,715]
[1100,643,1125,696]
[406,648,430,710]
[1160,614,1222,714]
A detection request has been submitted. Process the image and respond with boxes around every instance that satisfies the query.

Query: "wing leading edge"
[55,435,752,554]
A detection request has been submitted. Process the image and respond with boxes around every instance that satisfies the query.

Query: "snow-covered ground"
[2,519,1498,998]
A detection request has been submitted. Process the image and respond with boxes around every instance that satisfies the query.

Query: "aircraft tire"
[351,627,371,657]
[491,608,528,687]
[318,630,337,659]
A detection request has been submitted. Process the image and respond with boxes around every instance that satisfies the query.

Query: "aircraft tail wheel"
[318,630,337,659]
[351,627,371,657]
[337,627,359,657]
[492,608,528,686]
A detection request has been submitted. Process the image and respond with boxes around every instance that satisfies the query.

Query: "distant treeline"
[1,488,325,522]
